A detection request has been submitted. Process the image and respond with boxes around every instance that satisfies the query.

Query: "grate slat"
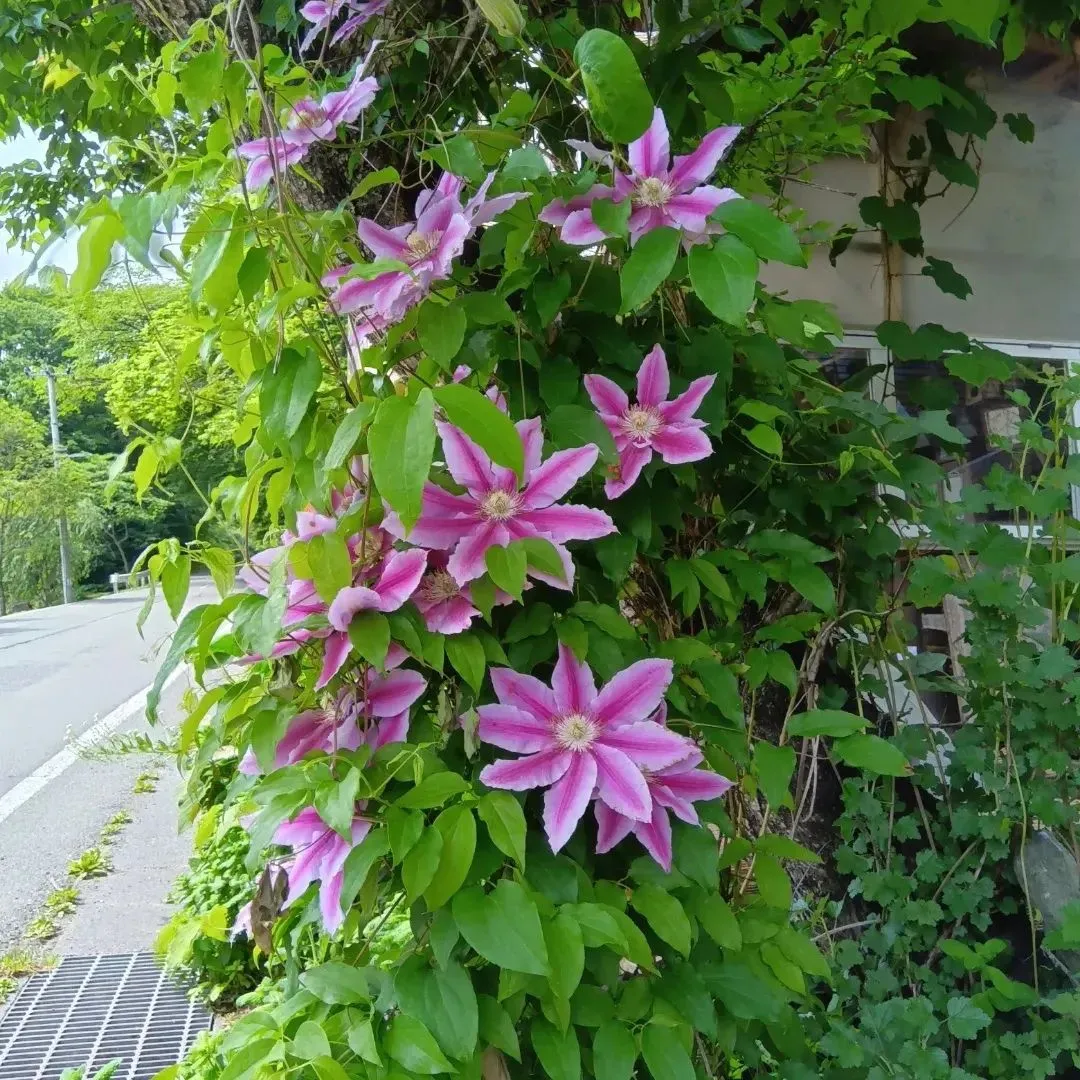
[0,954,211,1079]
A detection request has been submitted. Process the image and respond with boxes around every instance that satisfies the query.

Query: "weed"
[25,915,59,941]
[67,848,111,879]
[0,976,16,1003]
[100,810,133,843]
[45,887,80,917]
[0,948,38,979]
[133,772,159,794]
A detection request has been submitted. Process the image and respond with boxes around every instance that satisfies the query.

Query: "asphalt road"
[0,583,216,950]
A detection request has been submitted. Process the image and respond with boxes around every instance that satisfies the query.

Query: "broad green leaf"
[348,611,391,669]
[424,805,477,909]
[922,256,972,300]
[146,604,209,723]
[620,227,680,312]
[396,771,469,810]
[403,827,444,903]
[774,926,830,978]
[160,555,190,621]
[178,45,225,118]
[291,1020,331,1060]
[591,197,632,239]
[712,199,804,266]
[369,389,436,532]
[479,994,521,1060]
[477,791,527,867]
[339,830,390,912]
[753,854,792,909]
[752,742,795,807]
[787,709,868,738]
[547,404,618,464]
[754,834,822,864]
[260,348,322,444]
[593,1022,637,1080]
[531,1018,581,1080]
[446,631,486,692]
[688,234,758,324]
[519,537,570,584]
[422,134,486,183]
[569,602,637,640]
[190,208,245,313]
[352,166,401,199]
[573,29,653,143]
[71,212,124,295]
[395,958,479,1061]
[786,562,835,612]
[745,423,783,457]
[693,660,742,723]
[300,962,370,1005]
[325,404,373,471]
[452,880,550,975]
[696,894,742,950]
[629,885,691,956]
[306,531,352,602]
[435,383,524,480]
[347,1017,381,1065]
[387,807,424,864]
[832,733,911,776]
[944,347,1014,386]
[314,767,361,838]
[486,544,527,600]
[385,1014,455,1074]
[946,995,992,1039]
[545,913,584,1002]
[237,246,270,302]
[640,1024,695,1080]
[418,301,467,369]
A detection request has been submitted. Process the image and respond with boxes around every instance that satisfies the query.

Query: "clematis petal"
[629,107,671,180]
[651,424,713,464]
[592,659,673,727]
[544,752,598,852]
[592,744,652,822]
[319,870,347,933]
[633,803,674,872]
[659,375,716,425]
[561,207,613,246]
[668,126,742,190]
[447,521,510,584]
[421,594,480,635]
[522,445,599,509]
[316,631,353,688]
[374,548,428,611]
[598,720,691,771]
[604,444,652,500]
[565,139,613,167]
[245,156,275,191]
[636,344,670,407]
[518,503,615,542]
[659,767,733,806]
[584,374,629,419]
[356,218,410,260]
[477,704,556,753]
[664,185,739,231]
[628,206,666,246]
[367,668,427,717]
[595,802,635,854]
[481,747,573,791]
[368,711,410,750]
[328,586,382,631]
[522,538,576,591]
[552,642,597,714]
[519,417,544,481]
[490,668,558,721]
[437,420,495,495]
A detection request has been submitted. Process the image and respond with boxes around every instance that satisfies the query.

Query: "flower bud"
[475,0,526,37]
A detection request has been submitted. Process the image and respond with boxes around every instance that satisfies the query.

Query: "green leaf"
[352,166,401,199]
[754,834,822,864]
[640,1024,694,1080]
[292,1020,331,1060]
[146,604,209,723]
[745,423,783,457]
[479,995,521,1060]
[424,805,477,909]
[787,709,868,738]
[753,742,795,807]
[311,1057,350,1080]
[774,926,829,978]
[573,29,653,143]
[369,389,437,533]
[922,256,972,299]
[693,660,742,723]
[786,563,835,613]
[347,1016,382,1065]
[1004,111,1035,143]
[387,807,424,864]
[832,734,911,776]
[519,537,570,584]
[569,602,637,640]
[547,404,618,464]
[545,913,584,1002]
[339,830,390,912]
[260,348,322,444]
[477,791,527,867]
[300,962,370,1005]
[397,772,469,810]
[593,1022,637,1080]
[753,854,792,909]
[403,828,443,903]
[419,301,468,369]
[696,894,742,950]
[422,134,485,184]
[711,200,803,266]
[190,208,245,314]
[620,227,680,312]
[485,544,527,600]
[395,959,479,1061]
[71,213,124,295]
[505,146,550,179]
[629,885,691,957]
[946,996,992,1039]
[306,531,352,602]
[325,404,373,471]
[348,611,391,669]
[160,555,190,621]
[434,383,524,480]
[591,197,632,240]
[531,1018,581,1080]
[178,46,225,118]
[688,234,758,324]
[446,631,486,692]
[944,347,1014,386]
[385,1014,455,1074]
[315,767,361,838]
[452,880,550,975]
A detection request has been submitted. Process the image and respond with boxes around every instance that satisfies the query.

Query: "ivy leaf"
[424,805,477,909]
[435,383,524,480]
[620,227,680,312]
[477,790,527,867]
[689,234,759,324]
[711,199,803,266]
[385,1014,455,1074]
[640,1024,695,1080]
[787,709,867,738]
[946,996,992,1039]
[573,29,653,143]
[832,734,911,776]
[452,880,550,975]
[922,256,972,299]
[1004,111,1035,143]
[593,1022,637,1080]
[629,884,691,956]
[369,389,436,533]
[260,348,322,445]
[418,301,467,369]
[531,1018,581,1080]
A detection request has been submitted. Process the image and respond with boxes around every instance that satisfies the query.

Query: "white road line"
[0,666,188,828]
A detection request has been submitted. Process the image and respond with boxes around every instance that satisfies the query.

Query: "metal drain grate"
[0,954,211,1079]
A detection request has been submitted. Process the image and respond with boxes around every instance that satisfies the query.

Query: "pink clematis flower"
[538,183,615,238]
[236,135,309,191]
[415,170,529,227]
[274,805,371,933]
[585,344,715,499]
[284,62,378,145]
[544,107,741,248]
[300,0,389,51]
[384,418,615,589]
[477,645,692,852]
[411,551,515,635]
[595,715,732,871]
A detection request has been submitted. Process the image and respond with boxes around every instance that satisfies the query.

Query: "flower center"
[554,713,598,751]
[619,404,662,446]
[405,230,442,261]
[480,489,521,522]
[420,570,460,603]
[633,177,674,208]
[292,102,327,129]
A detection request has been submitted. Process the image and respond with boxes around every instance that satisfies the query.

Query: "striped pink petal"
[669,126,741,190]
[629,108,670,180]
[561,207,612,246]
[367,669,426,717]
[316,631,353,688]
[598,720,690,771]
[437,420,495,495]
[373,548,427,611]
[605,444,652,500]
[594,802,635,854]
[522,445,599,509]
[632,803,674,872]
[552,643,596,714]
[328,585,382,631]
[518,503,615,542]
[592,744,652,822]
[477,704,555,753]
[490,668,558,721]
[636,345,670,407]
[592,659,673,727]
[651,424,712,464]
[584,373,629,420]
[447,520,510,584]
[659,375,716,425]
[480,747,573,791]
[543,752,598,852]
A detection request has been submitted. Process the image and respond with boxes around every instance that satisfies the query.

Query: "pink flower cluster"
[299,0,389,52]
[540,106,741,249]
[478,644,731,869]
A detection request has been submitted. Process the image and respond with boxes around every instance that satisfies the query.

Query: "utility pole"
[44,368,75,604]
